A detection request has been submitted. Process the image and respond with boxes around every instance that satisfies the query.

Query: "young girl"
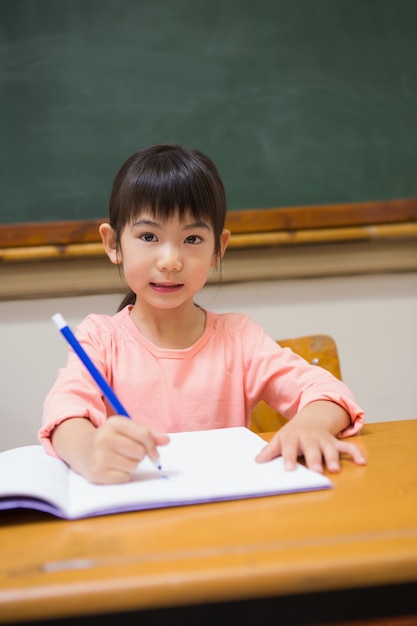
[39,144,366,484]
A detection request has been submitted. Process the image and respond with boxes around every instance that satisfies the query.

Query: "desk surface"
[0,420,416,624]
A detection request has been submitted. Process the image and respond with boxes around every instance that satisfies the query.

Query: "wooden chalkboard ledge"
[0,198,416,262]
[1,222,417,262]
[1,237,416,301]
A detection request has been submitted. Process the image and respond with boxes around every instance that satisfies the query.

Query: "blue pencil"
[52,313,161,470]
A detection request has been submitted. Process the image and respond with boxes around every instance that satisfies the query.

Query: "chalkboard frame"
[0,199,416,262]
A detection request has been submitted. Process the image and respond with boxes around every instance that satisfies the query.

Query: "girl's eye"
[140,233,157,242]
[185,235,202,244]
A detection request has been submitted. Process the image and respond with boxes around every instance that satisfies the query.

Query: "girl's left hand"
[255,401,367,474]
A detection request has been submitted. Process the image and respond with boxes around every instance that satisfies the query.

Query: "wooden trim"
[225,198,417,234]
[1,238,417,301]
[228,222,417,248]
[1,222,417,263]
[0,198,416,251]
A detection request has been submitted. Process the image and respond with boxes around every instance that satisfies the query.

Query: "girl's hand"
[255,401,367,474]
[52,416,170,484]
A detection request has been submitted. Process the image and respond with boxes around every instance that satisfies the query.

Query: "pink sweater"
[39,306,364,456]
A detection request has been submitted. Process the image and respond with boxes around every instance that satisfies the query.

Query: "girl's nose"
[157,245,182,272]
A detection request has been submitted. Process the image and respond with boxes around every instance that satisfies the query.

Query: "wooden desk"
[1,420,416,625]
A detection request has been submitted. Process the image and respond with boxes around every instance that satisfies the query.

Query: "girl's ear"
[99,223,122,265]
[210,228,231,268]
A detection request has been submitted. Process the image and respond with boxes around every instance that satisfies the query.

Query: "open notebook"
[0,427,332,520]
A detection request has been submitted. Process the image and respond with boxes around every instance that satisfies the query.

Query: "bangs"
[122,165,218,225]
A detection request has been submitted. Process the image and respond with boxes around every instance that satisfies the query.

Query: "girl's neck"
[129,301,206,349]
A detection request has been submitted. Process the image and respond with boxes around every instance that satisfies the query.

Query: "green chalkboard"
[1,0,417,224]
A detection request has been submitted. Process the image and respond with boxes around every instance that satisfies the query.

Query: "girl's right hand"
[52,416,170,484]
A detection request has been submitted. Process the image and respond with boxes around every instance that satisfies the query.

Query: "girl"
[39,144,366,483]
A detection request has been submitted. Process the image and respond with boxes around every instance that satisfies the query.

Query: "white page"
[0,445,70,515]
[66,427,332,519]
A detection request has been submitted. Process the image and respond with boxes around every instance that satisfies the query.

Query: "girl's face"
[100,210,230,312]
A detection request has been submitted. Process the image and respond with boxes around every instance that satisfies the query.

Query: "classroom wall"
[1,271,416,452]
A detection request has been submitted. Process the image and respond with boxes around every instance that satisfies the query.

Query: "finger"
[255,437,282,463]
[318,441,341,474]
[109,419,166,456]
[134,429,169,464]
[302,443,327,474]
[335,440,367,466]
[95,421,141,462]
[154,432,171,446]
[280,438,300,471]
[255,436,300,472]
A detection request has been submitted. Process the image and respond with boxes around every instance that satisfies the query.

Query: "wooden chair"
[249,334,342,433]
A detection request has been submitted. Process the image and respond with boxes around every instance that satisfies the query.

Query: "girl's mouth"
[150,282,183,292]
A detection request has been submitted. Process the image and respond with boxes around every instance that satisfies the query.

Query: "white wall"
[1,271,416,451]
